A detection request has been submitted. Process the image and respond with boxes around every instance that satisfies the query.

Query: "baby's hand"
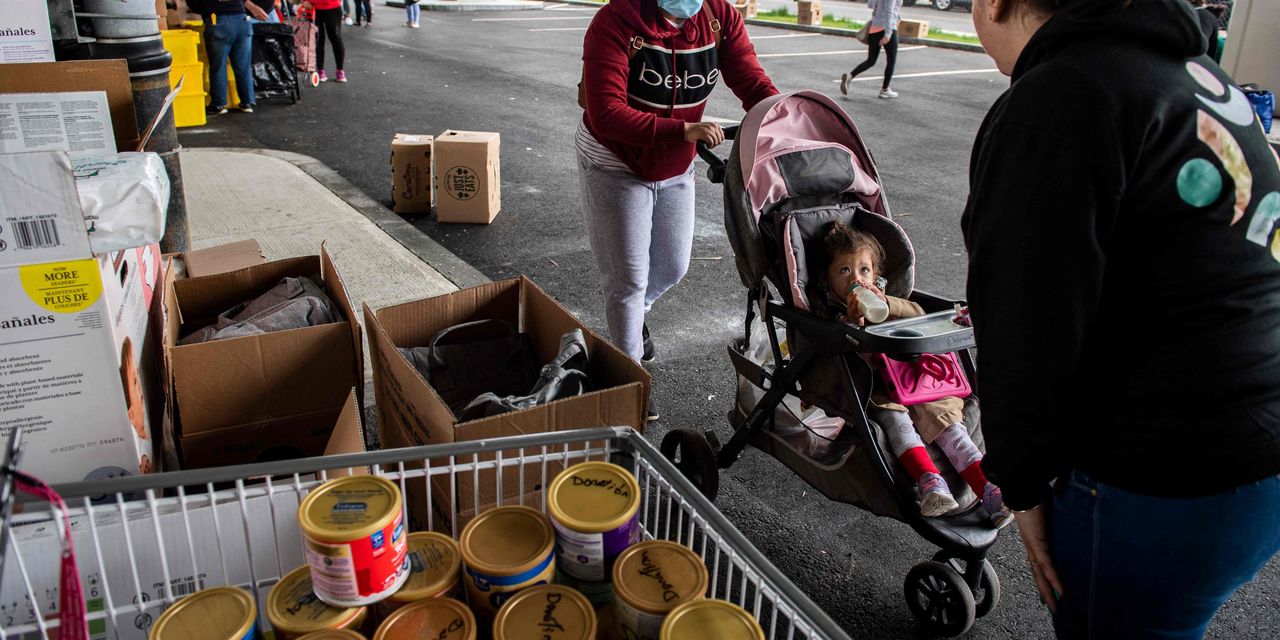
[845,282,887,327]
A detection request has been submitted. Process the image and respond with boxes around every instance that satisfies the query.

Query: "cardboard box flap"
[437,130,499,145]
[320,242,363,405]
[325,389,367,456]
[365,303,458,447]
[183,240,266,278]
[0,60,139,151]
[174,255,319,326]
[375,279,519,349]
[172,322,356,435]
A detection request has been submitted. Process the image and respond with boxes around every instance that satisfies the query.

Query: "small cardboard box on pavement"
[0,151,163,483]
[434,130,501,224]
[899,19,929,38]
[365,276,648,533]
[391,133,433,216]
[797,0,822,26]
[160,243,364,470]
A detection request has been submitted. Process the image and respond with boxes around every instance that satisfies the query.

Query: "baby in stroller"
[820,221,1012,528]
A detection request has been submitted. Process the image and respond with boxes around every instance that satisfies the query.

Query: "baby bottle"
[847,282,890,324]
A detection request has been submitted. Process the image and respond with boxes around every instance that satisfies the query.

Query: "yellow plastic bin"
[174,91,209,128]
[161,29,200,65]
[169,62,204,93]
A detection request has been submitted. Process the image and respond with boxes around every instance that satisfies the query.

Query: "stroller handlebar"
[696,124,738,184]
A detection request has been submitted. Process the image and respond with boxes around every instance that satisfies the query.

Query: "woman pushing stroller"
[821,221,1011,528]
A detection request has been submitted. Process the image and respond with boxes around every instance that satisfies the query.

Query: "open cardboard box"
[160,243,364,470]
[365,276,648,530]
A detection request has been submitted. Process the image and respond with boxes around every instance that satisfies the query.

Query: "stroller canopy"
[723,91,915,307]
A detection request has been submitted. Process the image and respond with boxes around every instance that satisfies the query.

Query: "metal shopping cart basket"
[0,427,850,640]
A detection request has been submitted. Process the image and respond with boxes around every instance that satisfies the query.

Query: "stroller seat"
[666,90,1004,637]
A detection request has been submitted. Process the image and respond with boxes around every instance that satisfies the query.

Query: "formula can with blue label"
[459,506,556,624]
[299,476,410,608]
[148,587,257,640]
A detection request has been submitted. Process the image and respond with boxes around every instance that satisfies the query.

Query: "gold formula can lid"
[296,630,366,640]
[149,587,256,640]
[459,506,555,577]
[660,600,765,640]
[612,541,709,615]
[267,566,367,636]
[373,598,476,640]
[298,476,402,542]
[492,585,596,640]
[547,462,641,534]
[389,532,462,603]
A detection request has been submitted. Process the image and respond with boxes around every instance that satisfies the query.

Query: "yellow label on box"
[19,260,102,313]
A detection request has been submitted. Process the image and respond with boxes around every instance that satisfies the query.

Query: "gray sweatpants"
[577,151,696,361]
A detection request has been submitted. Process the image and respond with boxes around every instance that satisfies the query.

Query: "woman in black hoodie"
[961,0,1280,636]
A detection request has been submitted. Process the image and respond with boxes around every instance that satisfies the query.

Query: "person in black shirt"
[962,0,1280,636]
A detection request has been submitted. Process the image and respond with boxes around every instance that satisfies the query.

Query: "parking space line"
[834,68,1000,81]
[749,33,823,39]
[757,46,924,58]
[472,15,594,21]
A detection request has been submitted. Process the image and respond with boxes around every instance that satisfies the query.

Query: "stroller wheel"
[932,552,1002,618]
[904,561,976,637]
[660,428,720,501]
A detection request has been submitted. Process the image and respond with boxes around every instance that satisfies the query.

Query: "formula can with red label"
[299,476,410,608]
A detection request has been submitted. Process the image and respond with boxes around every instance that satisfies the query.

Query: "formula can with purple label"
[547,461,641,584]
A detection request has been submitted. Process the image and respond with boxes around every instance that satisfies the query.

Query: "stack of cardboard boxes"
[391,129,503,224]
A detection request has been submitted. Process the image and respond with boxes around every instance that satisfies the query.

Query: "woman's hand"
[246,2,270,19]
[684,122,725,147]
[1015,508,1064,613]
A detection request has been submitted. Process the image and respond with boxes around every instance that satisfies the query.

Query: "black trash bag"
[398,319,539,414]
[251,22,298,99]
[456,329,591,421]
[179,276,340,344]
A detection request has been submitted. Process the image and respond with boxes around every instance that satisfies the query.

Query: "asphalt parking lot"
[186,5,1280,636]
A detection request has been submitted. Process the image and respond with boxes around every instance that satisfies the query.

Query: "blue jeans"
[1051,470,1280,639]
[406,3,420,23]
[205,15,255,109]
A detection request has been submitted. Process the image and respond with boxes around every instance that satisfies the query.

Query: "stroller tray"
[856,309,975,354]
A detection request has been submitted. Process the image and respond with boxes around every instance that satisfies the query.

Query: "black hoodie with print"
[960,0,1280,510]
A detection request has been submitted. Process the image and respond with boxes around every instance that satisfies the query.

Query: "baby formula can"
[492,584,597,640]
[373,598,476,640]
[148,587,256,640]
[459,506,556,623]
[547,462,641,584]
[296,631,367,640]
[659,600,764,640]
[374,532,463,621]
[611,541,709,640]
[298,476,410,608]
[268,565,368,640]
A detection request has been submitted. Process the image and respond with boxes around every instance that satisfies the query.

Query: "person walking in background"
[342,0,353,24]
[840,0,903,99]
[313,0,347,82]
[404,0,420,28]
[353,0,372,26]
[962,0,1280,636]
[191,0,264,114]
[578,0,778,420]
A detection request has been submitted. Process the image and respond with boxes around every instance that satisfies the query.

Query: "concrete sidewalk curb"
[555,0,985,53]
[202,147,491,290]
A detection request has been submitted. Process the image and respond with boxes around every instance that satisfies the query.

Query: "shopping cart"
[0,427,851,640]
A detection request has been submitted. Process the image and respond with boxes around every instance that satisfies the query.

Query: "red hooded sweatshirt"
[581,0,777,182]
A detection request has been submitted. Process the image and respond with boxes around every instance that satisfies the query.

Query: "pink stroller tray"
[877,351,972,406]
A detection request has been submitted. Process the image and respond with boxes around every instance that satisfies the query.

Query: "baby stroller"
[659,91,1001,637]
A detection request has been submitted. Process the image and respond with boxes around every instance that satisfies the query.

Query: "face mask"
[657,0,702,20]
